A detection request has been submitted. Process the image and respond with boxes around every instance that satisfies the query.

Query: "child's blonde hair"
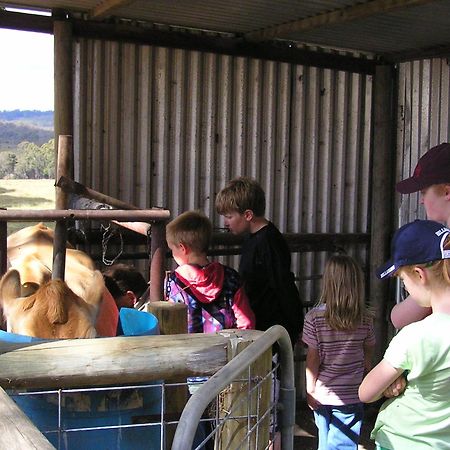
[430,183,450,196]
[166,210,212,254]
[397,235,450,287]
[215,177,265,216]
[319,254,371,330]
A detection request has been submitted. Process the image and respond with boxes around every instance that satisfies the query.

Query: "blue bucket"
[117,307,160,336]
[3,310,163,450]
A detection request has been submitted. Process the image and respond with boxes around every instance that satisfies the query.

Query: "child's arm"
[305,346,321,410]
[359,359,404,403]
[232,287,256,329]
[383,375,407,398]
[391,295,431,329]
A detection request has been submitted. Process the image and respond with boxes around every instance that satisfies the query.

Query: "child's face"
[222,211,250,235]
[420,185,450,223]
[399,269,431,307]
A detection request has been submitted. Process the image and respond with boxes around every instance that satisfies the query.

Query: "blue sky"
[0,28,54,111]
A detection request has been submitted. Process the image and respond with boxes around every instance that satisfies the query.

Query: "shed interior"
[1,0,450,359]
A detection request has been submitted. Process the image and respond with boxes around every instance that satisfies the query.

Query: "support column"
[369,64,397,361]
[53,16,73,179]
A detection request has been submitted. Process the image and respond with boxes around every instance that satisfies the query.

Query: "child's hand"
[306,392,321,410]
[383,375,406,398]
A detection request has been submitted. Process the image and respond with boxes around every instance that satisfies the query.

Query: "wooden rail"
[0,330,264,390]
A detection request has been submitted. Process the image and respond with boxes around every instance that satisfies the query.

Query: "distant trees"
[0,139,55,179]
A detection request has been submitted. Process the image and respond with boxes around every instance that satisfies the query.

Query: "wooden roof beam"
[89,0,136,19]
[245,0,437,41]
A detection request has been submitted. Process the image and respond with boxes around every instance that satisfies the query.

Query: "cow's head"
[0,269,104,339]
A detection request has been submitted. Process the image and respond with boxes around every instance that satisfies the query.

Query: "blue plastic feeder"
[3,309,162,450]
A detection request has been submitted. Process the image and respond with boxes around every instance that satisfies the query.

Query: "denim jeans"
[313,403,363,450]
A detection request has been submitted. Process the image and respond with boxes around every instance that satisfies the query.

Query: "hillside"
[0,110,54,149]
[0,110,54,129]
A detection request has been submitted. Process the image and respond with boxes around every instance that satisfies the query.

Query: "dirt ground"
[294,400,379,450]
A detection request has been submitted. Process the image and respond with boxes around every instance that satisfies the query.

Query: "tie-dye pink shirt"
[302,304,375,405]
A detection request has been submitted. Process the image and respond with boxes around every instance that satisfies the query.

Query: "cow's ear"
[0,269,22,305]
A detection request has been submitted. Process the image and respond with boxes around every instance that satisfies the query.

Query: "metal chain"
[101,223,124,266]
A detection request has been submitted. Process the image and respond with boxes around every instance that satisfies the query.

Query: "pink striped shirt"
[302,304,375,405]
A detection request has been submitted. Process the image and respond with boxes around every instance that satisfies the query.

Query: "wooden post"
[147,301,188,449]
[150,221,168,302]
[370,63,397,361]
[147,301,187,335]
[55,136,73,210]
[53,18,73,171]
[215,334,272,449]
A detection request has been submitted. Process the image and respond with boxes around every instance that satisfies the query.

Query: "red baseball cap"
[396,143,450,194]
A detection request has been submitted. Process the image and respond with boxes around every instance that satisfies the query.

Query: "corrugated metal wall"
[396,57,450,226]
[73,38,373,302]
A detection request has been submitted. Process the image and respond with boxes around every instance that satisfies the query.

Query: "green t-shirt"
[372,313,450,449]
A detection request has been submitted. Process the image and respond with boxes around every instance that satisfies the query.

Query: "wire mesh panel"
[8,367,280,450]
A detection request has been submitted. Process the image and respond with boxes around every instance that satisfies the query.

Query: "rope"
[101,223,124,266]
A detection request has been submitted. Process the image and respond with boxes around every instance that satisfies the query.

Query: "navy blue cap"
[377,220,450,279]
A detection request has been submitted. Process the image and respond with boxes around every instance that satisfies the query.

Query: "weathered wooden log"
[0,331,263,390]
[56,175,140,210]
[55,136,73,210]
[0,386,54,449]
[68,194,151,235]
[147,301,188,449]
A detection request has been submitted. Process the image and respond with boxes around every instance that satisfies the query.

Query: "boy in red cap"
[391,142,450,329]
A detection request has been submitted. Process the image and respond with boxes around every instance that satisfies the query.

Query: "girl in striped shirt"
[302,254,375,450]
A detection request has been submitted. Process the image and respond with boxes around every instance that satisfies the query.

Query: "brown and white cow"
[0,268,104,339]
[2,223,119,338]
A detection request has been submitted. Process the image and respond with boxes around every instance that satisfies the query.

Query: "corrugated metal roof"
[1,0,450,60]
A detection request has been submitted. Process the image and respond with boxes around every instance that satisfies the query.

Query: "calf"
[0,269,104,339]
[4,223,119,337]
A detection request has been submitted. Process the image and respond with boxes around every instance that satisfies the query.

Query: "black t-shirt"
[238,222,303,344]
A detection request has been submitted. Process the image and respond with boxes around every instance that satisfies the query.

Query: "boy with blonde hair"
[216,177,302,345]
[165,210,254,333]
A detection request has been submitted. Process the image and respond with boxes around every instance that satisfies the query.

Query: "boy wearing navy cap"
[359,219,450,449]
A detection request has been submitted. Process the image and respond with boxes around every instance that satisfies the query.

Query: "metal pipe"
[0,209,170,222]
[171,325,295,450]
[52,220,68,281]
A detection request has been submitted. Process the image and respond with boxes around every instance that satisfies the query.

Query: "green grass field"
[0,179,55,234]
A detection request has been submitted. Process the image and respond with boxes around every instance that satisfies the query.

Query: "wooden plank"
[245,0,436,40]
[90,0,136,19]
[0,331,263,390]
[0,387,54,449]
